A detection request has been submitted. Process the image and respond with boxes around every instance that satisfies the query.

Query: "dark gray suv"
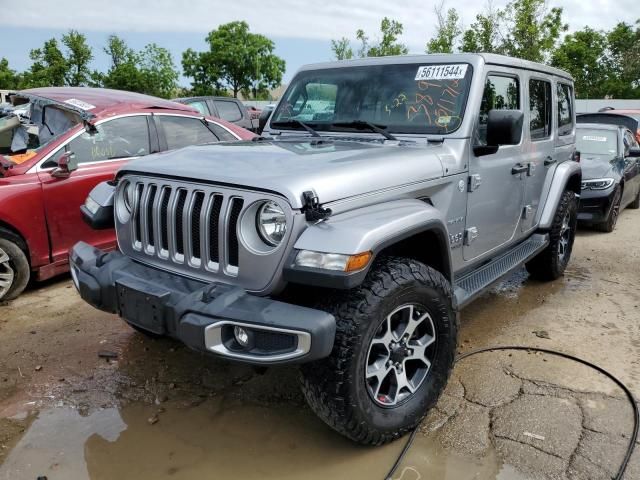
[173,96,254,131]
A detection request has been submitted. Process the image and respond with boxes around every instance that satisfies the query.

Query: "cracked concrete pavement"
[0,208,639,479]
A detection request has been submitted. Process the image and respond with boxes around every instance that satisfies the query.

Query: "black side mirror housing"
[80,181,115,230]
[628,147,640,158]
[474,109,523,157]
[257,107,274,135]
[50,151,78,178]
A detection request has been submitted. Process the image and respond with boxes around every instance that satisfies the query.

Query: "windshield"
[576,128,618,157]
[271,63,473,135]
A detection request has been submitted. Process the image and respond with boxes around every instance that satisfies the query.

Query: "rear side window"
[214,100,243,122]
[557,83,573,136]
[158,116,219,150]
[43,115,150,168]
[207,122,238,141]
[187,100,210,115]
[477,75,520,145]
[529,79,552,140]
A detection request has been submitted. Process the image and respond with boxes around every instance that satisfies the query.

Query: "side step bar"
[453,233,549,309]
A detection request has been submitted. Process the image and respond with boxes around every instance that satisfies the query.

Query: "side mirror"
[628,147,640,158]
[257,107,274,135]
[51,151,77,178]
[80,181,115,230]
[474,110,523,157]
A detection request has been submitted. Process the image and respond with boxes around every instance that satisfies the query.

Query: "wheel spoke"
[0,250,9,264]
[394,368,415,395]
[403,311,430,339]
[0,272,13,288]
[367,364,392,398]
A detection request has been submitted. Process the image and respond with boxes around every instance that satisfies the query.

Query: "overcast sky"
[1,0,636,84]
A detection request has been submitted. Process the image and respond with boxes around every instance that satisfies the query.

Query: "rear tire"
[595,186,622,233]
[0,235,30,302]
[526,190,578,281]
[300,257,457,445]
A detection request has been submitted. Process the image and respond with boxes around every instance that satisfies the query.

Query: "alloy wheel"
[0,247,15,299]
[557,211,572,263]
[365,304,436,407]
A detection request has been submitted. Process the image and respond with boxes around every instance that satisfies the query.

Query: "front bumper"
[578,187,617,223]
[69,242,336,365]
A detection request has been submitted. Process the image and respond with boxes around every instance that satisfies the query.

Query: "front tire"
[300,257,457,445]
[0,236,30,302]
[526,190,578,281]
[629,189,640,210]
[595,186,622,233]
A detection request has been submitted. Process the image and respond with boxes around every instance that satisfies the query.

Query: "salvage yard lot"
[1,209,640,479]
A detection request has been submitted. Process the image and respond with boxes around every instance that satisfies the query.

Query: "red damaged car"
[0,87,254,301]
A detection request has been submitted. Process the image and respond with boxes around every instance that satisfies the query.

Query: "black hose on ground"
[385,346,640,480]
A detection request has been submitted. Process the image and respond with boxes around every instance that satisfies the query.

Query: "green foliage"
[331,37,353,60]
[550,28,609,98]
[25,38,67,87]
[426,2,463,54]
[460,9,502,53]
[0,58,18,90]
[183,21,285,98]
[332,17,408,60]
[62,29,93,86]
[499,0,567,62]
[137,43,179,98]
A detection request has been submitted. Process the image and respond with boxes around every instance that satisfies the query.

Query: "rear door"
[521,76,555,232]
[37,115,153,263]
[464,71,525,261]
[154,114,222,150]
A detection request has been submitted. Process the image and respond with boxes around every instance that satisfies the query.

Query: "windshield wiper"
[270,119,320,137]
[330,121,398,141]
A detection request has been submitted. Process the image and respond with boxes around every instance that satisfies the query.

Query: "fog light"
[234,326,250,347]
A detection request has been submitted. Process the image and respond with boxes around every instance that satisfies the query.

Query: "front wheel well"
[566,172,582,195]
[375,229,451,282]
[0,222,29,256]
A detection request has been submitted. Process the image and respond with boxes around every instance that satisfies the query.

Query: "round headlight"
[256,201,287,246]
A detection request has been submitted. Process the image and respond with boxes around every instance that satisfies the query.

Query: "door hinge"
[523,205,533,219]
[464,227,479,246]
[527,162,536,176]
[468,174,482,192]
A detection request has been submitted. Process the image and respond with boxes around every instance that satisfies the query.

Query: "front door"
[37,115,152,264]
[464,72,525,261]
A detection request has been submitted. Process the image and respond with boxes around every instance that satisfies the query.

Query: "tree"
[551,28,609,98]
[499,0,567,62]
[331,37,353,60]
[25,38,68,87]
[183,22,285,98]
[330,17,409,58]
[137,43,179,98]
[606,21,640,97]
[0,58,18,90]
[62,29,93,86]
[460,3,502,53]
[104,34,135,69]
[426,1,463,53]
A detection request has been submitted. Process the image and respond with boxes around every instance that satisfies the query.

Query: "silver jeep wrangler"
[72,53,581,445]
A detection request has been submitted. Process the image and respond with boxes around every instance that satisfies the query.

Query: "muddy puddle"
[0,400,528,480]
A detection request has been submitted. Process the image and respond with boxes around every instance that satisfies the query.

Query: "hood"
[580,154,619,180]
[120,139,445,208]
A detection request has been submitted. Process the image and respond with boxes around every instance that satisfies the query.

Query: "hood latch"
[302,191,332,222]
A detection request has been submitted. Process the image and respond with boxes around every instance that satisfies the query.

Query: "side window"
[625,130,638,150]
[529,79,552,140]
[557,83,573,136]
[213,100,243,122]
[188,100,210,115]
[207,122,238,141]
[158,116,219,150]
[42,116,150,168]
[477,75,520,145]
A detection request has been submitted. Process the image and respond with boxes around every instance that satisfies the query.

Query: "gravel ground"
[0,208,639,480]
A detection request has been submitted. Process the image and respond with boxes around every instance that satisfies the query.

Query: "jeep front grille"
[116,175,296,292]
[130,182,242,271]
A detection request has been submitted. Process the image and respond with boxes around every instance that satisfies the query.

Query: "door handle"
[544,157,557,166]
[511,163,528,175]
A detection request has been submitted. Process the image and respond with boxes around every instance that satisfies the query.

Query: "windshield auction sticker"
[415,64,468,81]
[64,98,96,110]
